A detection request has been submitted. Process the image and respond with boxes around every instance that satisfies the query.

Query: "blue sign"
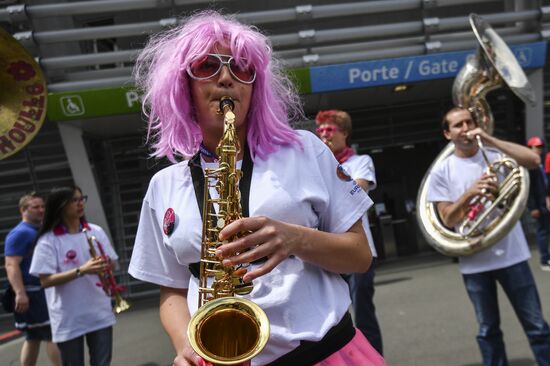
[310,41,547,93]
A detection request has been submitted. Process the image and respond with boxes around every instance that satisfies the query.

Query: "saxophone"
[187,97,269,366]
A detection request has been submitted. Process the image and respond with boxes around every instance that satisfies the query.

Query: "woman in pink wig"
[129,10,385,366]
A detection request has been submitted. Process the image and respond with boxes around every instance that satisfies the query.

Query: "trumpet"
[83,228,130,314]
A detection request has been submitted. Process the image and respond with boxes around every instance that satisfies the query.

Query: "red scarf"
[335,146,355,164]
[53,218,90,236]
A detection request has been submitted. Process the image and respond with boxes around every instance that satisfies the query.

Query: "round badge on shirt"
[163,208,176,236]
[336,164,353,181]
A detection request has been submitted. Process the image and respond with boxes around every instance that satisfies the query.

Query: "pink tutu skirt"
[198,329,386,366]
[315,329,387,366]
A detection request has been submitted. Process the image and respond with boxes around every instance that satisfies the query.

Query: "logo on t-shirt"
[349,184,361,196]
[163,208,176,236]
[336,164,352,181]
[64,249,78,264]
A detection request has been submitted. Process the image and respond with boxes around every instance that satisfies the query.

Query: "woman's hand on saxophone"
[172,345,202,366]
[173,354,231,366]
[217,216,371,281]
[217,216,297,282]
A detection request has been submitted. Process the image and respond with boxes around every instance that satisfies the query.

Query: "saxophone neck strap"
[198,142,218,161]
[188,142,253,218]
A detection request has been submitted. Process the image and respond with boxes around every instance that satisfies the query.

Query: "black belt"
[267,312,355,366]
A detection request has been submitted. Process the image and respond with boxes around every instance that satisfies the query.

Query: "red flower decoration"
[7,60,36,81]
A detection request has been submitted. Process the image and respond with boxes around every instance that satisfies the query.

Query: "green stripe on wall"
[47,67,312,122]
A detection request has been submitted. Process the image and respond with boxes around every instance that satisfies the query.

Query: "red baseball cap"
[527,136,544,147]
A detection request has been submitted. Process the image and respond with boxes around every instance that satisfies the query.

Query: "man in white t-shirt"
[427,106,550,365]
[315,109,383,355]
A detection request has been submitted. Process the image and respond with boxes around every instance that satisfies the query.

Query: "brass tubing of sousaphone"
[0,28,47,160]
[416,143,529,257]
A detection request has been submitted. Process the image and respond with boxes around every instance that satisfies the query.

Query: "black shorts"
[14,289,50,331]
[25,325,52,341]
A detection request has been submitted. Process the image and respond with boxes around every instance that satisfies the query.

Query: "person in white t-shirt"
[427,107,550,366]
[29,186,118,366]
[129,11,386,366]
[315,109,383,355]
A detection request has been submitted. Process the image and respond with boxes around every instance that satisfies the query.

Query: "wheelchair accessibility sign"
[60,95,85,116]
[47,87,143,121]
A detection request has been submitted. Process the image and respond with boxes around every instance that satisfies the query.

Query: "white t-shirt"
[29,223,118,342]
[129,130,373,365]
[427,148,530,274]
[342,154,378,257]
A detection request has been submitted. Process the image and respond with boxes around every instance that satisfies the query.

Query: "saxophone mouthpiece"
[219,96,234,113]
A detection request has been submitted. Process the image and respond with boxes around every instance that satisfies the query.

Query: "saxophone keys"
[234,282,253,295]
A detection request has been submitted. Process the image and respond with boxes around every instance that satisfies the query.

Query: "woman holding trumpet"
[30,186,119,366]
[129,10,385,366]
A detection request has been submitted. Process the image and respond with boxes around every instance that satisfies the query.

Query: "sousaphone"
[416,14,535,257]
[0,27,47,160]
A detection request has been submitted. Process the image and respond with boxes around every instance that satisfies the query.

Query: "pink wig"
[133,11,304,162]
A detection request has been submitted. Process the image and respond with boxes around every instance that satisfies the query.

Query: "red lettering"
[25,82,44,96]
[14,119,36,133]
[19,108,43,121]
[22,96,45,108]
[0,136,16,154]
[8,128,26,143]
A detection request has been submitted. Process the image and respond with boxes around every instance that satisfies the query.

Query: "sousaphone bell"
[0,27,47,160]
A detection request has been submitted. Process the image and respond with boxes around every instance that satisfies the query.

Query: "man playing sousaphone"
[427,106,550,365]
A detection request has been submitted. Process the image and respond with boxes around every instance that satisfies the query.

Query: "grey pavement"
[1,249,549,366]
[375,251,549,366]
